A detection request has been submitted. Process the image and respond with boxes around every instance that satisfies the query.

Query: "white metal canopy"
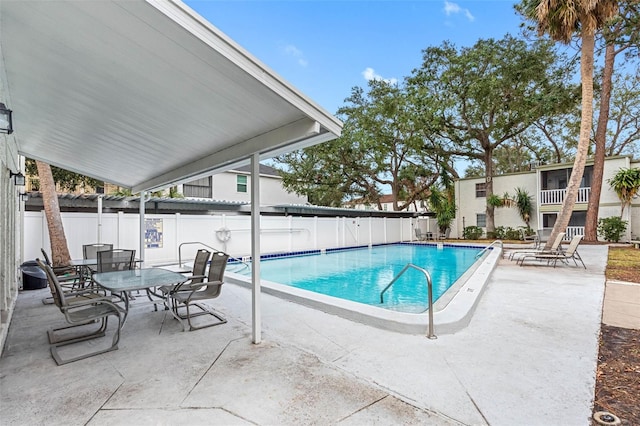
[1,0,341,192]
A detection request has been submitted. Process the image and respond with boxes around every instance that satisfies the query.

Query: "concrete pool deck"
[1,244,607,425]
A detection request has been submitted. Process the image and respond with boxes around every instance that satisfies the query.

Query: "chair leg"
[47,318,107,344]
[168,298,227,331]
[184,302,227,331]
[49,315,122,365]
[167,295,188,332]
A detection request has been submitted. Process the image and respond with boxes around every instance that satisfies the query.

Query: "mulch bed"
[593,246,640,424]
[593,325,640,424]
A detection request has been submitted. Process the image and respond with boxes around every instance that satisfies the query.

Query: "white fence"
[24,211,418,264]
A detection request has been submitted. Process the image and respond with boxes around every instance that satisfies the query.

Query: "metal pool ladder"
[178,241,250,272]
[475,239,503,258]
[380,263,436,339]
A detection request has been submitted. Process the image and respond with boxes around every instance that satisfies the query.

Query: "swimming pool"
[234,244,481,313]
[226,242,502,335]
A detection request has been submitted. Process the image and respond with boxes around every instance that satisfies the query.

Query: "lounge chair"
[518,235,586,268]
[508,232,566,262]
[535,228,553,249]
[415,228,427,241]
[36,259,125,365]
[168,250,229,331]
[520,229,537,245]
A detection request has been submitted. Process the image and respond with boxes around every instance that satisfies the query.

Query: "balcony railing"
[540,187,590,205]
[564,226,584,241]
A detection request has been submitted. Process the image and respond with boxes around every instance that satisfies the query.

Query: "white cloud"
[285,45,302,56]
[465,9,475,22]
[283,44,308,67]
[444,1,461,15]
[362,67,398,85]
[443,1,475,22]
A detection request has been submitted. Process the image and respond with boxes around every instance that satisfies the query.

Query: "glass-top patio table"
[93,268,187,316]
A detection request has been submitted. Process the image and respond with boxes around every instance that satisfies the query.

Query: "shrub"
[463,226,483,240]
[487,226,521,240]
[597,217,628,242]
[504,227,523,240]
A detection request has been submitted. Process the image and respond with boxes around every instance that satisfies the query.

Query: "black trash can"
[21,262,48,290]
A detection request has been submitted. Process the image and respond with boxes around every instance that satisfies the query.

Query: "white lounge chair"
[518,235,586,268]
[508,232,566,261]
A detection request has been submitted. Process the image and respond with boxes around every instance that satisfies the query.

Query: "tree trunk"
[36,161,72,267]
[484,150,495,233]
[585,43,615,242]
[545,33,595,250]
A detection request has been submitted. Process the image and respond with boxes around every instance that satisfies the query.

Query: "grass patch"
[606,247,640,283]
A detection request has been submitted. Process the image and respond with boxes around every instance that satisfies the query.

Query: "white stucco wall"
[455,156,639,241]
[453,171,537,238]
[0,27,24,351]
[210,171,307,205]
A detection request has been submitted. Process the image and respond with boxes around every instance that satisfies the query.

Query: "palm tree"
[585,1,639,241]
[428,186,456,237]
[36,161,72,267]
[519,0,618,250]
[514,187,533,228]
[608,167,640,218]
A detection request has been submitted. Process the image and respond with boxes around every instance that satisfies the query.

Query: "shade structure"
[1,0,342,345]
[0,0,341,192]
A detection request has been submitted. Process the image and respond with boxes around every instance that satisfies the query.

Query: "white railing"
[564,226,585,241]
[540,187,590,205]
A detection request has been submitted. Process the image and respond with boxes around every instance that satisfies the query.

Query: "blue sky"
[185,0,525,115]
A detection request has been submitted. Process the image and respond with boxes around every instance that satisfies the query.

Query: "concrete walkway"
[1,245,608,425]
[602,280,640,330]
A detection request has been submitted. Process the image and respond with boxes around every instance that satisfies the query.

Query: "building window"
[183,177,212,198]
[476,213,486,227]
[237,175,248,193]
[475,183,486,197]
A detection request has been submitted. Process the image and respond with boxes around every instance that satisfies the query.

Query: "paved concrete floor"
[1,245,608,425]
[602,280,640,329]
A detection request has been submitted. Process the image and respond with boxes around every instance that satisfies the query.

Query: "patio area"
[1,244,608,425]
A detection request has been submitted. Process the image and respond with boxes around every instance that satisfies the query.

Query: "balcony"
[540,187,590,205]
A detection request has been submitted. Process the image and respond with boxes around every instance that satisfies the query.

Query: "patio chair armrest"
[68,287,107,297]
[61,297,124,313]
[185,274,206,281]
[166,279,195,294]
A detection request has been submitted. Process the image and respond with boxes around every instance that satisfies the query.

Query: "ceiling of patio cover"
[0,0,341,192]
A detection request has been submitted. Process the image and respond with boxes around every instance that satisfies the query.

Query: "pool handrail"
[178,241,250,272]
[475,239,503,258]
[379,263,436,339]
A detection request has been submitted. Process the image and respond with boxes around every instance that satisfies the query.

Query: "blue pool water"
[238,244,482,313]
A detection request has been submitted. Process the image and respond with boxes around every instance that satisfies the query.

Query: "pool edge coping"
[225,244,502,336]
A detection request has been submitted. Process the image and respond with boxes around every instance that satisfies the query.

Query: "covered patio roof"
[1,0,341,192]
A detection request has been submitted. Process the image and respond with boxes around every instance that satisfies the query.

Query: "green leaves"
[275,78,446,210]
[608,167,640,216]
[26,158,103,192]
